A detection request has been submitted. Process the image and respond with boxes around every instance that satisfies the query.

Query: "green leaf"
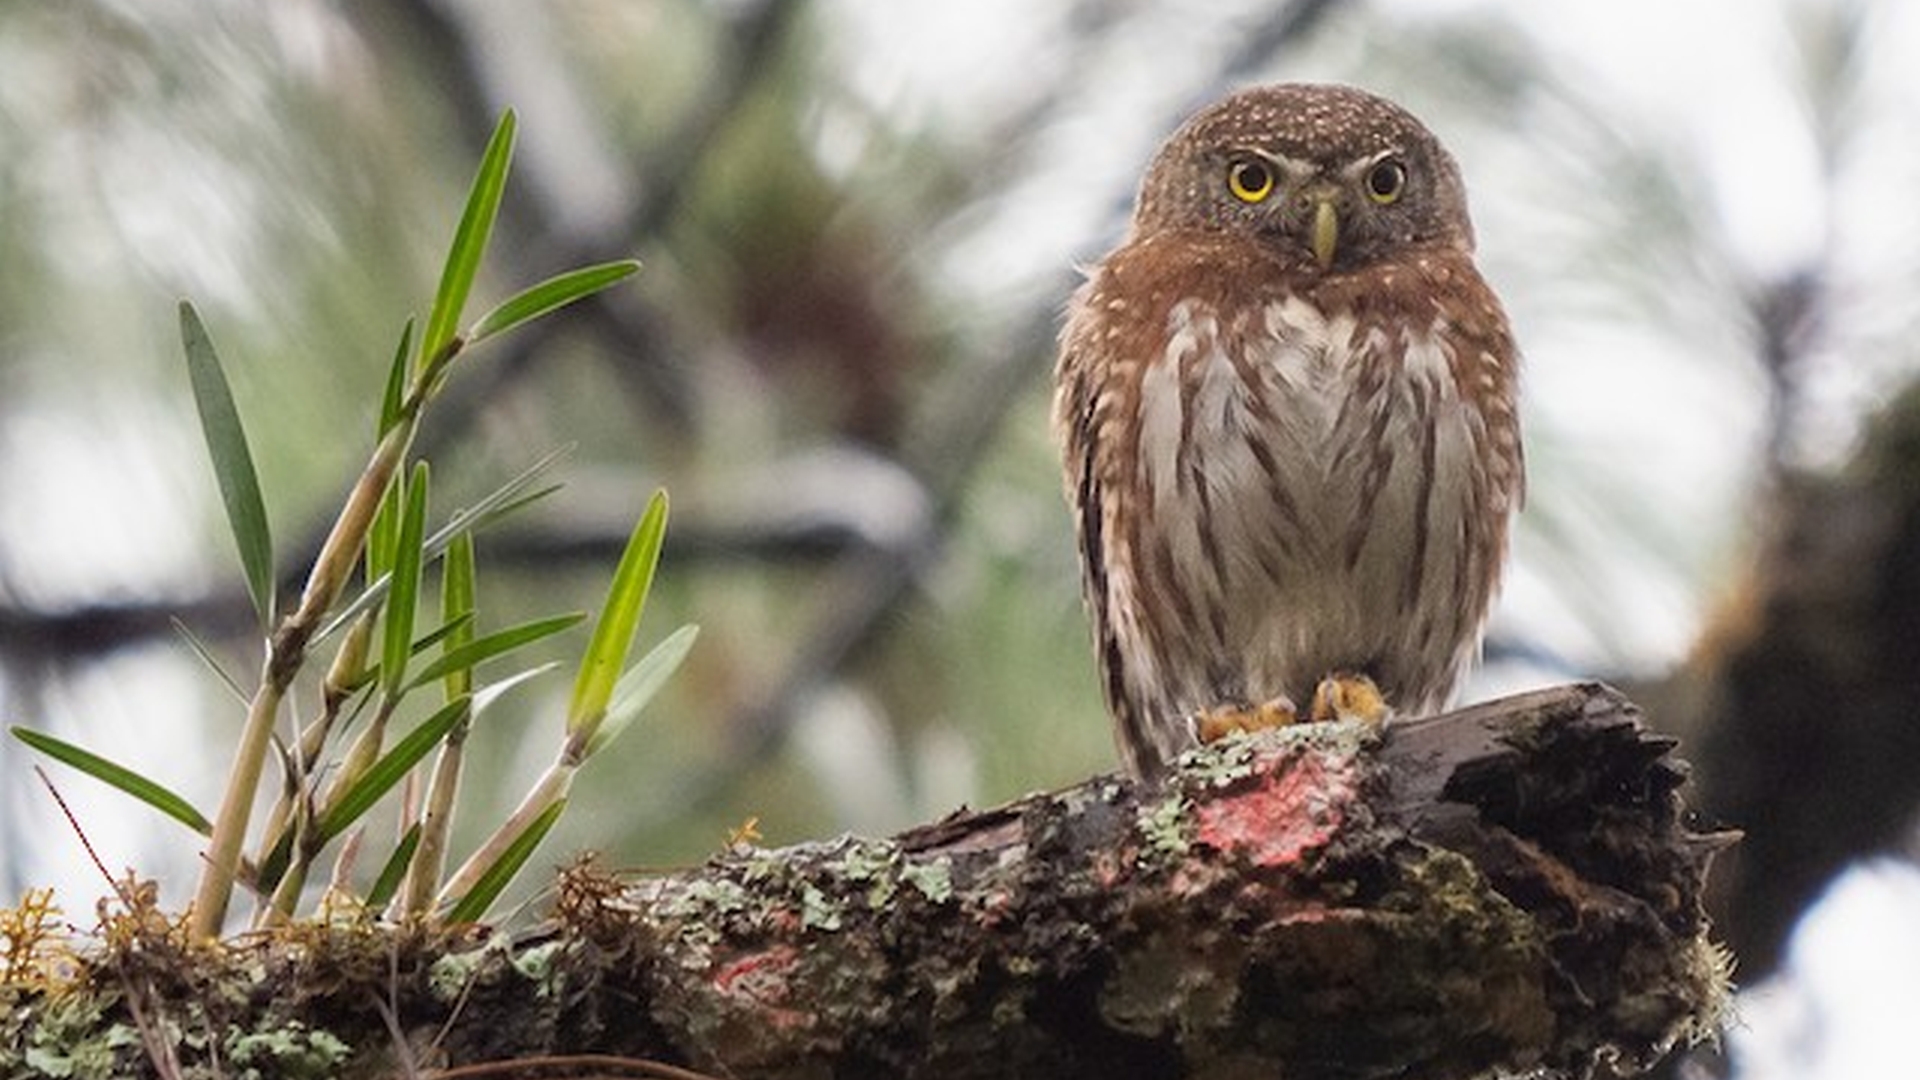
[470,662,561,715]
[179,301,275,627]
[440,532,477,701]
[568,490,668,736]
[315,663,556,846]
[410,612,477,659]
[420,110,516,376]
[403,613,585,695]
[366,823,422,911]
[366,466,401,587]
[11,725,212,836]
[380,319,414,436]
[315,447,572,645]
[466,261,641,348]
[379,462,431,698]
[316,695,468,845]
[444,798,565,925]
[587,624,698,758]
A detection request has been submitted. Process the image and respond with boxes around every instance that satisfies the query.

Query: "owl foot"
[1309,673,1391,724]
[1193,697,1299,744]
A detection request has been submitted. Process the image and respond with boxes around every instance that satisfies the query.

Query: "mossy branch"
[15,683,1733,1079]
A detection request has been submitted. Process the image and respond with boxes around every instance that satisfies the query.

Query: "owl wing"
[1053,286,1169,778]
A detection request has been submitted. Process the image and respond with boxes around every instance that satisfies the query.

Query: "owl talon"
[1309,673,1391,724]
[1193,698,1299,744]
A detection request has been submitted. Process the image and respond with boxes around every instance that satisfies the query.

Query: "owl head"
[1132,83,1476,272]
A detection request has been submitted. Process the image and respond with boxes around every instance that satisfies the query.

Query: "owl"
[1053,83,1524,779]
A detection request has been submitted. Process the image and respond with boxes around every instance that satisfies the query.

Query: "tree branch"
[5,683,1729,1079]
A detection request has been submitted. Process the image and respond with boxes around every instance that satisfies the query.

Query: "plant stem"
[188,672,289,936]
[400,707,469,917]
[188,419,417,939]
[437,750,573,908]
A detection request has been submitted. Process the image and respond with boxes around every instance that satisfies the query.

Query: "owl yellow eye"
[1365,159,1407,204]
[1227,158,1275,203]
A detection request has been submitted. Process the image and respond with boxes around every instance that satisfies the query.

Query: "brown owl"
[1053,83,1524,779]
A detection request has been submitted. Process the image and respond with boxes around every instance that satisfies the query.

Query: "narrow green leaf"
[429,484,564,555]
[367,823,422,911]
[444,799,565,925]
[380,462,431,698]
[179,301,275,626]
[420,110,516,374]
[366,467,401,587]
[316,695,469,845]
[470,662,560,715]
[170,617,248,706]
[568,490,668,735]
[314,663,555,846]
[587,624,698,758]
[315,447,572,646]
[403,613,585,695]
[411,612,477,659]
[426,445,573,547]
[466,261,641,348]
[380,319,414,436]
[440,532,477,701]
[11,726,212,835]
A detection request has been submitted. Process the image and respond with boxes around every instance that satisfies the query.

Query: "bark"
[2,683,1729,1080]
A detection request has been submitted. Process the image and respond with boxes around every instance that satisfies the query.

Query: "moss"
[1379,847,1554,1048]
[1681,937,1738,1046]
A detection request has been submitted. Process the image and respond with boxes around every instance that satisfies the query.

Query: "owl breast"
[1126,289,1494,721]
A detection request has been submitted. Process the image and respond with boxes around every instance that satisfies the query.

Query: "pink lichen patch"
[1194,750,1356,867]
[966,886,1016,928]
[711,944,809,1029]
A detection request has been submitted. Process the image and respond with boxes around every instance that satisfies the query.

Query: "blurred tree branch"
[1673,377,1920,977]
[1,0,1356,790]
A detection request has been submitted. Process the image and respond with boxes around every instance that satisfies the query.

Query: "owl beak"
[1311,197,1340,270]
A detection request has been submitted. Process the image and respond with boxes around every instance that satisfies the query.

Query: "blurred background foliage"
[3,0,1920,1073]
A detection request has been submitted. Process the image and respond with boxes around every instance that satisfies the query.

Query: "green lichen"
[426,936,505,1003]
[677,876,752,917]
[1136,792,1191,862]
[510,939,567,992]
[800,884,843,931]
[836,838,903,909]
[901,857,953,903]
[643,875,753,951]
[7,990,135,1080]
[1173,718,1382,793]
[224,1021,350,1080]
